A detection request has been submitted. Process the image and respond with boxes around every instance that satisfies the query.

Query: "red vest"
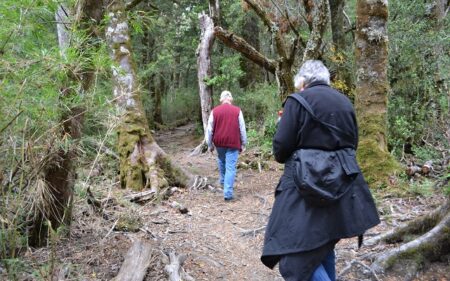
[212,104,242,150]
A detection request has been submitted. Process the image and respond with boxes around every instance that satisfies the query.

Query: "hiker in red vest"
[205,90,247,201]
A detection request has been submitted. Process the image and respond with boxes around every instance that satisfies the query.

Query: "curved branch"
[214,26,276,73]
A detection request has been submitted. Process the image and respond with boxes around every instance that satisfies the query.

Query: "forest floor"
[8,124,449,281]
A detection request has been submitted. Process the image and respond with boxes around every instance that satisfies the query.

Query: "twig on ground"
[338,260,380,281]
[241,226,266,237]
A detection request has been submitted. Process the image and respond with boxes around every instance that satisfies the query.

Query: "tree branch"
[214,26,276,73]
[243,0,288,58]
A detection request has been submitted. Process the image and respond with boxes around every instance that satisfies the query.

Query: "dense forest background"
[0,0,449,280]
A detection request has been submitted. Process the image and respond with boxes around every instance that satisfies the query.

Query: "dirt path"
[16,124,449,281]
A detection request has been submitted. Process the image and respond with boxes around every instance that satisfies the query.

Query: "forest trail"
[20,124,448,281]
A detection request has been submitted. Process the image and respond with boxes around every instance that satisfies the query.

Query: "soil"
[6,124,449,281]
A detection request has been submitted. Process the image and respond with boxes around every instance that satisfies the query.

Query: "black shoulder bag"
[289,93,362,207]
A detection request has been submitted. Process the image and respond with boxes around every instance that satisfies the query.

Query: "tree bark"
[29,1,104,247]
[302,0,330,61]
[113,240,153,281]
[196,12,215,136]
[329,0,346,52]
[354,0,397,185]
[105,0,192,191]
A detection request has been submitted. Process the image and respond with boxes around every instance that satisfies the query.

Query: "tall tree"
[105,0,192,191]
[368,1,450,275]
[196,12,215,138]
[215,0,329,100]
[354,0,397,185]
[29,1,104,247]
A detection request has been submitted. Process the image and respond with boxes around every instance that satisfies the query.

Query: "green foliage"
[409,179,434,196]
[161,87,200,125]
[387,0,449,160]
[205,55,244,89]
[233,83,279,153]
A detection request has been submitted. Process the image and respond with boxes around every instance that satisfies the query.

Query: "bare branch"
[214,26,276,73]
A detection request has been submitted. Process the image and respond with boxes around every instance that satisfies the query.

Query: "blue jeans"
[279,250,335,281]
[310,250,335,281]
[216,147,239,199]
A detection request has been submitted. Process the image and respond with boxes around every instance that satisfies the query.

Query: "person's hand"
[241,145,246,153]
[209,146,214,152]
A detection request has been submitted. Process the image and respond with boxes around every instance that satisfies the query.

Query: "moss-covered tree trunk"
[105,0,192,191]
[354,0,398,186]
[29,2,104,247]
[302,0,330,61]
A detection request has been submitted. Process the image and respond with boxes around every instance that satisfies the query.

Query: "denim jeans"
[215,147,239,199]
[279,250,336,281]
[310,250,335,281]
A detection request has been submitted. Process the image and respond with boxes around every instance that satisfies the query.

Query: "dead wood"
[196,12,214,147]
[189,139,208,157]
[165,251,195,281]
[86,187,102,213]
[124,190,157,203]
[240,226,266,237]
[113,240,153,281]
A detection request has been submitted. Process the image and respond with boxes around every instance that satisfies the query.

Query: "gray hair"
[294,60,330,89]
[220,90,233,102]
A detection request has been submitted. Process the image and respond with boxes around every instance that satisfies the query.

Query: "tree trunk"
[354,0,398,186]
[329,0,352,90]
[329,0,346,52]
[196,12,215,135]
[29,1,104,247]
[239,11,262,88]
[105,0,192,191]
[302,0,330,61]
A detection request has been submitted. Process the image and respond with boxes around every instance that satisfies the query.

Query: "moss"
[115,214,142,232]
[357,138,400,188]
[158,156,188,188]
[116,110,153,190]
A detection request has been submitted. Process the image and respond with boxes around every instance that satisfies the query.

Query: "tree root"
[370,199,450,273]
[365,199,449,246]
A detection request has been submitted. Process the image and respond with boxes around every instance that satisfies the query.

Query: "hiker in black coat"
[261,60,380,281]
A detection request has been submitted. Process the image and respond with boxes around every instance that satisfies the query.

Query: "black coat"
[261,82,380,279]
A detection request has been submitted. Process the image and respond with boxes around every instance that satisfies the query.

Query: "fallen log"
[124,190,157,203]
[113,240,153,281]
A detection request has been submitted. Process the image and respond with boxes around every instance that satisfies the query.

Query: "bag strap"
[289,93,355,144]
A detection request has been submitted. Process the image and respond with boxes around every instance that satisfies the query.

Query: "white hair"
[294,60,330,88]
[220,90,233,102]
